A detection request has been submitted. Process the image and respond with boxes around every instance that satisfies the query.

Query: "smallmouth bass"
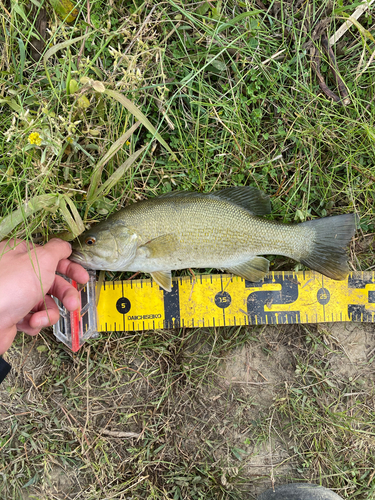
[70,187,357,291]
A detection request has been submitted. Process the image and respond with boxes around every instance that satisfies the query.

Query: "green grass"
[1,0,375,498]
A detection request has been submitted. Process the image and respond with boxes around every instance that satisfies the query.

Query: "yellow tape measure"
[96,271,375,332]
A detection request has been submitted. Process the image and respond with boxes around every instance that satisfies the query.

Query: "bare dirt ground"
[219,321,375,497]
[1,321,374,499]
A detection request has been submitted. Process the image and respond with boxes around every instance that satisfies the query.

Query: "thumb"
[42,239,72,264]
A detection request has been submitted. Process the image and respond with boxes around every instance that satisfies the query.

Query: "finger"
[42,239,72,264]
[16,314,41,336]
[0,326,17,355]
[48,275,80,311]
[28,295,61,329]
[57,259,90,284]
[0,239,34,257]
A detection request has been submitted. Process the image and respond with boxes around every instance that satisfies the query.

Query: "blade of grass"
[105,89,176,158]
[86,121,141,209]
[17,38,26,84]
[339,15,375,46]
[216,10,263,33]
[58,196,85,238]
[329,0,375,45]
[0,194,60,240]
[94,146,146,201]
[43,33,91,90]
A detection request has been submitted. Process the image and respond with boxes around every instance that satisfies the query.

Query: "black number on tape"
[116,297,131,314]
[348,275,375,321]
[215,291,231,309]
[245,275,299,324]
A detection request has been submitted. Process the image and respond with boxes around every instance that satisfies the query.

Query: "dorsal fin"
[157,191,198,200]
[158,186,271,216]
[209,186,271,216]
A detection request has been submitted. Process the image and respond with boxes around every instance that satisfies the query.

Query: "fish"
[70,186,357,292]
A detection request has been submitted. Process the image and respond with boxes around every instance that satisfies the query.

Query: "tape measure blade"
[96,271,375,332]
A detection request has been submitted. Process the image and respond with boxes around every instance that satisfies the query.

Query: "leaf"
[43,33,90,95]
[79,78,105,93]
[0,195,60,240]
[208,57,227,71]
[196,1,210,15]
[105,89,175,157]
[69,78,79,93]
[341,14,375,44]
[22,474,39,489]
[43,33,89,68]
[58,199,80,237]
[80,76,91,85]
[17,38,26,84]
[92,197,114,215]
[91,80,105,93]
[94,147,146,201]
[231,447,247,460]
[333,1,368,14]
[62,196,85,235]
[12,2,29,23]
[86,121,141,206]
[48,0,79,23]
[0,98,22,113]
[77,95,90,109]
[0,194,84,240]
[216,10,263,33]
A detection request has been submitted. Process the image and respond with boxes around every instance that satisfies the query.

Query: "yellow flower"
[28,132,42,146]
[126,141,130,146]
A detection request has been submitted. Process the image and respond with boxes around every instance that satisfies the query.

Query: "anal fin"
[226,256,269,282]
[151,270,172,292]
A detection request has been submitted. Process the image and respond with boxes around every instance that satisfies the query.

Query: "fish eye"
[85,236,96,246]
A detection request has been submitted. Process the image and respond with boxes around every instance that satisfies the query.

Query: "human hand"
[0,238,89,354]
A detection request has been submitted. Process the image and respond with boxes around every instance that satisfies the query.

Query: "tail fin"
[300,214,357,280]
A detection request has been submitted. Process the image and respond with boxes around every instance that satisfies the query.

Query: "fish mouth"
[70,250,85,263]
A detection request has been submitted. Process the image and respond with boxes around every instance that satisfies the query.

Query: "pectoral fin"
[151,270,172,292]
[141,233,178,258]
[226,256,269,282]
